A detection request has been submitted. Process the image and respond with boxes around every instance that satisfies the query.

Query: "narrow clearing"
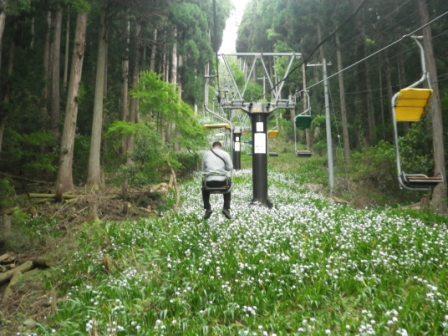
[34,170,447,335]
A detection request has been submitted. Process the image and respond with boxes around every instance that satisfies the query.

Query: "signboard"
[254,133,266,154]
[256,122,264,132]
[234,142,241,152]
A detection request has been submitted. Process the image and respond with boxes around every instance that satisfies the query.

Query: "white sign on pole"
[256,122,264,132]
[236,136,240,142]
[254,133,266,154]
[234,142,241,152]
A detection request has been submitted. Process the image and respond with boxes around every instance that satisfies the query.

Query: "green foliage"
[5,0,31,15]
[0,178,15,209]
[399,123,433,175]
[244,82,263,102]
[107,121,168,185]
[4,209,59,252]
[106,72,205,186]
[174,151,201,176]
[351,141,397,191]
[73,135,91,183]
[1,130,58,177]
[133,71,206,150]
[311,115,326,129]
[37,170,448,335]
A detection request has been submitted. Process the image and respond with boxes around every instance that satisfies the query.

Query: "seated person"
[202,141,233,219]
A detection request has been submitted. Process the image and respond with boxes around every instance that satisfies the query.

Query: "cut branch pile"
[0,253,50,304]
[19,182,172,229]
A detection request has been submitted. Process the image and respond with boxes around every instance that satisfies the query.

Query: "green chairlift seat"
[296,150,312,158]
[295,115,313,130]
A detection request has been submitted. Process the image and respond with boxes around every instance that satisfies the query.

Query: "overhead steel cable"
[303,9,448,93]
[267,0,369,95]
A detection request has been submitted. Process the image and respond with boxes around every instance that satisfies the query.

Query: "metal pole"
[323,59,335,194]
[263,76,266,100]
[232,127,242,170]
[204,63,209,115]
[250,107,272,207]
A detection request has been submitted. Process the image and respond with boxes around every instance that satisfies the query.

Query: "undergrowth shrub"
[5,209,59,252]
[351,141,396,192]
[175,151,201,177]
[105,71,206,188]
[1,130,58,179]
[399,123,433,175]
[0,178,15,209]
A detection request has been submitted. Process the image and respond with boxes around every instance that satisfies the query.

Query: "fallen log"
[0,260,33,285]
[0,253,15,264]
[28,193,79,199]
[2,271,22,303]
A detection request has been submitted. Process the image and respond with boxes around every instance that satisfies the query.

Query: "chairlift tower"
[211,52,301,207]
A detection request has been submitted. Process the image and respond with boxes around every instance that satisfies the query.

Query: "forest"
[0,0,447,334]
[237,0,448,211]
[0,0,230,199]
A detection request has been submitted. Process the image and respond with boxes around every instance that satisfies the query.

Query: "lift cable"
[304,9,448,93]
[268,0,369,95]
[333,0,415,52]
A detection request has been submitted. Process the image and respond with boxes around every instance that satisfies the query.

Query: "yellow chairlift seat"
[203,123,231,130]
[268,129,279,139]
[400,173,443,190]
[395,88,432,122]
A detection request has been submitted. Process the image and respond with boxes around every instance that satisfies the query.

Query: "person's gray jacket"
[202,148,233,182]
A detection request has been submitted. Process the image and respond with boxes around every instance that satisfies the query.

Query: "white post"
[323,59,335,194]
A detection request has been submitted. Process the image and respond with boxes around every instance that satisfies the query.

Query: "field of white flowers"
[36,169,448,335]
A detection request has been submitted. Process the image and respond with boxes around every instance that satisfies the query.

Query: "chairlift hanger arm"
[204,104,234,129]
[221,55,243,100]
[408,36,430,89]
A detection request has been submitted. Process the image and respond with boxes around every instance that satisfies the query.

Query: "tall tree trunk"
[162,32,169,82]
[30,17,35,49]
[336,33,350,163]
[127,22,142,156]
[130,22,141,123]
[121,18,130,155]
[0,6,6,71]
[365,61,375,144]
[50,9,62,137]
[55,13,88,199]
[0,24,13,157]
[0,117,5,154]
[171,27,178,85]
[385,53,394,142]
[103,43,108,96]
[149,29,157,72]
[378,63,386,140]
[418,0,447,213]
[87,10,108,189]
[171,28,179,151]
[43,11,52,110]
[63,9,70,90]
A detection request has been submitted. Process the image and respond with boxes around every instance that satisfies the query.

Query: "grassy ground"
[18,163,446,335]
